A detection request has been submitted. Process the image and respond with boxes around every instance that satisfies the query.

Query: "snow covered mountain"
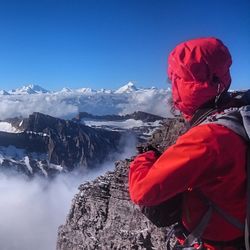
[0,82,172,120]
[114,82,138,93]
[8,84,50,95]
[0,90,10,95]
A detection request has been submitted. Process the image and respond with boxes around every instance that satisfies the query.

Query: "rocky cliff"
[74,111,165,123]
[0,111,164,177]
[0,112,122,177]
[57,117,186,250]
[73,111,165,142]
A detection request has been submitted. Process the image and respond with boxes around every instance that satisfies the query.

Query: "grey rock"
[73,111,165,123]
[57,117,186,250]
[73,111,165,143]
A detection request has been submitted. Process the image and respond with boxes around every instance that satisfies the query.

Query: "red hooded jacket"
[129,38,247,247]
[129,123,247,242]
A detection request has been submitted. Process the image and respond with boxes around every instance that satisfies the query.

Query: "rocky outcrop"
[73,111,165,143]
[57,117,186,250]
[24,112,122,170]
[74,111,165,123]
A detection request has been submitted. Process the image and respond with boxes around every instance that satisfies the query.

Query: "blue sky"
[0,0,249,91]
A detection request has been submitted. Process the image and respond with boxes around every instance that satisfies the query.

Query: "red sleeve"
[129,124,231,206]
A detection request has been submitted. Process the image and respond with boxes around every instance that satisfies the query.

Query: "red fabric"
[167,37,232,120]
[129,123,247,244]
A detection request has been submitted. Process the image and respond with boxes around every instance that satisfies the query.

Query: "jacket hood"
[168,37,232,120]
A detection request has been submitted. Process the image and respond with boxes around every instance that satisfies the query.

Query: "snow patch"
[24,156,33,174]
[49,163,63,172]
[0,122,22,133]
[38,162,48,177]
[84,119,146,129]
[19,120,23,127]
[25,131,49,137]
[76,88,96,94]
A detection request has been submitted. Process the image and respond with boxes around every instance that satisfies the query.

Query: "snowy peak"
[0,90,10,95]
[76,88,96,94]
[60,87,73,93]
[97,88,112,94]
[0,82,172,120]
[9,84,50,94]
[115,82,138,94]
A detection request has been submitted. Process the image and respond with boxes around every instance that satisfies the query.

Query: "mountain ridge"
[8,84,50,95]
[1,82,167,95]
[0,112,123,177]
[73,111,164,123]
[0,83,171,120]
[0,111,164,177]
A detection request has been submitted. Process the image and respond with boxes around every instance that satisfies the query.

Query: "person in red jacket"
[129,37,247,249]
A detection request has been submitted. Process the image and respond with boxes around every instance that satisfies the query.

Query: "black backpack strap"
[184,205,213,246]
[187,103,250,248]
[183,190,245,247]
[212,202,244,231]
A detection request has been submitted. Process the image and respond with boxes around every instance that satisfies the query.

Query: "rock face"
[0,112,123,177]
[57,117,186,250]
[0,111,166,177]
[74,111,165,123]
[73,111,165,143]
[22,112,122,170]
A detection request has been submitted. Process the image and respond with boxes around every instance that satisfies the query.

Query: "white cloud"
[0,94,79,120]
[0,122,22,133]
[0,173,77,250]
[0,88,172,120]
[118,89,170,117]
[0,134,137,250]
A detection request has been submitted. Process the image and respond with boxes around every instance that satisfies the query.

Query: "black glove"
[136,144,162,157]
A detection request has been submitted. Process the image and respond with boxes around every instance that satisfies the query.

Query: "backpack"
[139,90,250,249]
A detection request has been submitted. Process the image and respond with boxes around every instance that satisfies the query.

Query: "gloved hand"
[136,144,162,157]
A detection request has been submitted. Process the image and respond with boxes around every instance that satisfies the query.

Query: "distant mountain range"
[0,82,171,177]
[8,84,50,95]
[0,82,172,120]
[0,82,167,95]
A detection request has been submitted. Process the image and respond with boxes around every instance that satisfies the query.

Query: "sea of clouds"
[0,84,167,250]
[0,134,137,250]
[0,88,172,120]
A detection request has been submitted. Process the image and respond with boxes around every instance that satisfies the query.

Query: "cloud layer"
[0,88,171,120]
[0,134,137,250]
